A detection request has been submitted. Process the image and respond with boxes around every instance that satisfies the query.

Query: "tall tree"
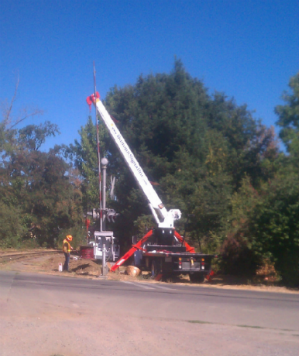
[0,118,83,247]
[70,116,99,211]
[74,59,277,248]
[276,72,299,154]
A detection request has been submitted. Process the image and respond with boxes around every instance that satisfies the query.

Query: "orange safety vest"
[62,239,71,253]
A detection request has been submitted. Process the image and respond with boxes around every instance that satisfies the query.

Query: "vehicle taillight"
[179,257,182,269]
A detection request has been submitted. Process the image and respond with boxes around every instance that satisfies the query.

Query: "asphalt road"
[1,271,299,356]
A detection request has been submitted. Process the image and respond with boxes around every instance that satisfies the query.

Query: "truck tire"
[151,259,162,278]
[189,273,205,283]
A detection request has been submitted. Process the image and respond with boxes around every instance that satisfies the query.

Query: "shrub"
[0,202,25,248]
[220,233,261,277]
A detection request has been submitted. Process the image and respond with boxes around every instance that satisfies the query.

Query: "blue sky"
[0,0,298,151]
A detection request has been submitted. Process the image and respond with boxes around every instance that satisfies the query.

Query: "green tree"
[276,72,299,154]
[99,60,277,247]
[220,176,263,276]
[0,120,83,247]
[1,82,84,248]
[250,171,299,286]
[69,116,100,211]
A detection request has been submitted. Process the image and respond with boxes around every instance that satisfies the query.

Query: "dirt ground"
[0,249,298,294]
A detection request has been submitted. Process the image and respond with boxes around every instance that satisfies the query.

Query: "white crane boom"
[87,92,181,228]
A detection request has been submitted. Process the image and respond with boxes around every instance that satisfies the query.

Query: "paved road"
[0,271,299,356]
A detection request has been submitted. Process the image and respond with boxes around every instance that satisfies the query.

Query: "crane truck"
[86,92,214,282]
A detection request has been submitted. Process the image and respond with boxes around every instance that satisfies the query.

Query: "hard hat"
[66,235,73,242]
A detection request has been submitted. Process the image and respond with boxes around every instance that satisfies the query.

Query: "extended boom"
[86,92,181,229]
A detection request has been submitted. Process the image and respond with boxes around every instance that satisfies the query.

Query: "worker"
[62,235,73,272]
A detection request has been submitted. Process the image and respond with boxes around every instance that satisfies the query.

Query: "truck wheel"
[163,273,174,283]
[189,273,205,283]
[151,260,161,278]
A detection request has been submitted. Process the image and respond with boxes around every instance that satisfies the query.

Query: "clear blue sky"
[1,0,298,151]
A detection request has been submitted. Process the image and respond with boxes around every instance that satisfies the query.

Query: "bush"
[275,249,299,287]
[249,173,299,286]
[220,233,261,277]
[0,202,25,248]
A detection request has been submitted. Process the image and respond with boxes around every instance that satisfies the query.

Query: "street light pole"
[101,157,108,231]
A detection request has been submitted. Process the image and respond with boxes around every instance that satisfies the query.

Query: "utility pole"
[101,157,108,276]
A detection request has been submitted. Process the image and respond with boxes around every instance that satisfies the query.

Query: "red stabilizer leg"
[155,273,163,281]
[110,230,153,272]
[174,231,195,253]
[206,270,215,282]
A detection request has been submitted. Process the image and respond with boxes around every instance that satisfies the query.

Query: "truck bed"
[140,245,214,276]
